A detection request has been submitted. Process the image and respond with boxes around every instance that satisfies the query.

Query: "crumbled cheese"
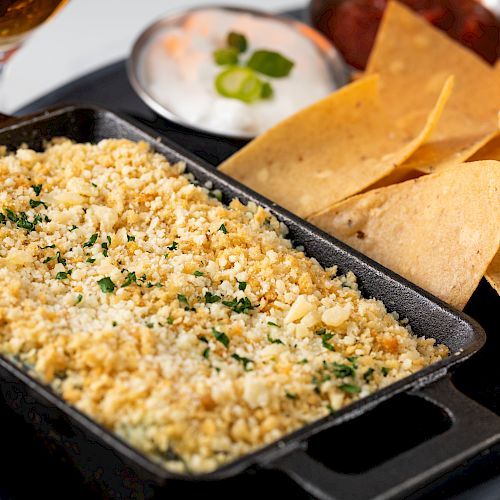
[0,139,448,474]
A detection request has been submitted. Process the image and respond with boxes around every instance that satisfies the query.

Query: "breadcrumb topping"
[0,139,448,473]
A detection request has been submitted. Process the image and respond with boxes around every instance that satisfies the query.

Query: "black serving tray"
[2,10,500,500]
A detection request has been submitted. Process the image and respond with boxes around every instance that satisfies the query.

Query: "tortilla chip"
[308,161,500,310]
[219,74,452,218]
[469,135,500,162]
[366,1,500,174]
[486,252,500,295]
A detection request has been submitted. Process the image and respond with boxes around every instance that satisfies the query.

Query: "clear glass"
[0,0,69,112]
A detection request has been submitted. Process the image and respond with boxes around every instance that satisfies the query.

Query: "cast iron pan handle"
[267,376,500,500]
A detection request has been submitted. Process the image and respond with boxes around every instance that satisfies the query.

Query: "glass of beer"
[0,0,68,108]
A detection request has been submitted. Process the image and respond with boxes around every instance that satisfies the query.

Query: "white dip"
[141,8,336,137]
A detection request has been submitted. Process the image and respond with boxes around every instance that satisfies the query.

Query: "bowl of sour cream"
[128,6,348,139]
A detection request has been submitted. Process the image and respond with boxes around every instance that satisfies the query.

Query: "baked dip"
[0,139,448,473]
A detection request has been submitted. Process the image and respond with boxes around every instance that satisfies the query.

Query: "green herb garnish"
[177,294,190,310]
[194,270,204,277]
[247,49,294,78]
[267,321,279,327]
[167,241,178,251]
[121,271,137,287]
[75,294,83,305]
[222,297,253,314]
[231,353,253,371]
[56,271,71,280]
[267,334,284,345]
[39,244,55,249]
[227,31,248,53]
[203,347,210,359]
[56,251,66,266]
[83,233,98,248]
[97,276,115,293]
[69,225,78,232]
[285,391,298,400]
[332,362,355,378]
[42,256,53,264]
[218,223,227,234]
[381,367,389,377]
[261,81,273,99]
[31,184,42,196]
[29,199,48,209]
[339,383,361,394]
[363,368,375,382]
[127,234,135,242]
[167,316,174,325]
[205,291,221,304]
[237,280,247,291]
[213,47,239,66]
[86,257,96,263]
[211,327,229,348]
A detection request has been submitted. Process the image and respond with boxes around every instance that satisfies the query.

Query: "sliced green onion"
[215,67,263,104]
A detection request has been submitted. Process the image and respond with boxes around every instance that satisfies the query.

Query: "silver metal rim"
[127,5,349,140]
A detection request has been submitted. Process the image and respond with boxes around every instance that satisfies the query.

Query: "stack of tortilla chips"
[220,1,500,310]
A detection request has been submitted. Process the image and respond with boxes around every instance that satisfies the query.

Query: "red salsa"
[310,0,500,69]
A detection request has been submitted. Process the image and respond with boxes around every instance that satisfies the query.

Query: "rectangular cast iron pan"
[0,105,499,500]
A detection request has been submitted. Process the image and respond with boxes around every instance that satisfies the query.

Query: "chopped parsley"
[31,184,42,196]
[267,321,279,327]
[211,327,229,348]
[285,391,298,400]
[167,316,174,325]
[29,199,48,209]
[121,271,137,287]
[231,353,253,371]
[146,322,154,329]
[203,347,210,359]
[75,294,83,305]
[97,277,115,293]
[218,223,228,234]
[112,321,117,327]
[56,251,66,266]
[101,241,109,257]
[167,241,178,251]
[381,367,389,377]
[83,233,98,248]
[0,213,6,224]
[42,256,53,264]
[146,282,163,288]
[39,244,55,249]
[339,383,361,394]
[177,294,190,310]
[69,225,78,232]
[127,234,135,242]
[299,358,308,364]
[332,362,355,378]
[316,328,335,351]
[363,368,375,382]
[86,257,96,264]
[267,334,284,345]
[56,271,71,280]
[222,297,254,314]
[237,280,247,291]
[194,270,204,277]
[4,209,42,232]
[205,291,221,304]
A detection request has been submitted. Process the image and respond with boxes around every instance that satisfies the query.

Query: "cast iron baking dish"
[0,105,499,500]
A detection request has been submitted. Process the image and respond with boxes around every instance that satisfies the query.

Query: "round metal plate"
[127,5,349,140]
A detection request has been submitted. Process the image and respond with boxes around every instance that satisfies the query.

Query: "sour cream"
[140,8,338,137]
